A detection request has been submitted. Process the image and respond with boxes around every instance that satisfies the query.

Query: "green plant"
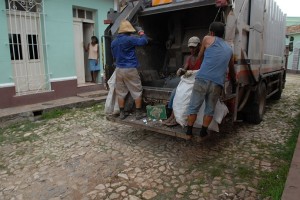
[0,155,6,170]
[209,166,223,177]
[5,132,40,144]
[0,130,5,143]
[8,121,42,132]
[152,188,177,200]
[258,165,290,200]
[41,109,69,120]
[258,106,300,199]
[91,103,104,112]
[0,121,42,144]
[236,165,255,180]
[0,164,6,170]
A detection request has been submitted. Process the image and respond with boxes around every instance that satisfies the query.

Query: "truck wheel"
[245,82,267,124]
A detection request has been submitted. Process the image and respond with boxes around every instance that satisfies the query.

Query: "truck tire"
[245,82,267,124]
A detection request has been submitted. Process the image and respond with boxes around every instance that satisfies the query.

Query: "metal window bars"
[6,0,51,95]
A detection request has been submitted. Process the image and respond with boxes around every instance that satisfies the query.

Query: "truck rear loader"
[103,0,288,139]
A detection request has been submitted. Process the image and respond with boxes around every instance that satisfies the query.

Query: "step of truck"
[107,114,210,142]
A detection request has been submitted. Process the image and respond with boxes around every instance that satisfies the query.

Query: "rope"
[214,7,222,22]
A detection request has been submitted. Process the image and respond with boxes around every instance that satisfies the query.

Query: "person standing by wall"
[84,36,100,83]
[111,20,148,120]
[186,22,236,139]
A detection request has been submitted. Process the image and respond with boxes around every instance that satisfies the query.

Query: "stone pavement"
[0,75,300,200]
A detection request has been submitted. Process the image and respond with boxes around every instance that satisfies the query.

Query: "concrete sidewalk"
[0,90,108,127]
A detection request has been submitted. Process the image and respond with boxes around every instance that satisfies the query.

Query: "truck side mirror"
[289,36,294,52]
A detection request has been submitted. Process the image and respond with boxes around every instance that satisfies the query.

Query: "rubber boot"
[200,126,208,137]
[136,109,146,120]
[186,126,193,140]
[119,109,127,120]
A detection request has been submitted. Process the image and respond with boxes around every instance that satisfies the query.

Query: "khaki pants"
[115,68,142,100]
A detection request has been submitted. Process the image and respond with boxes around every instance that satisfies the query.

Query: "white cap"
[188,36,200,47]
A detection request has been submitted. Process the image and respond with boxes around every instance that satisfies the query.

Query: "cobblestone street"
[0,74,300,200]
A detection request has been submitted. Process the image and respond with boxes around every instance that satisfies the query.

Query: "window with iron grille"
[8,33,23,60]
[27,34,39,60]
[5,0,42,12]
[5,0,50,94]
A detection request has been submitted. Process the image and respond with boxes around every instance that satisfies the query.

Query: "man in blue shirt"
[111,20,148,120]
[186,22,236,139]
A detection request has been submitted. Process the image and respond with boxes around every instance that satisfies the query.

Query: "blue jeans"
[188,78,222,116]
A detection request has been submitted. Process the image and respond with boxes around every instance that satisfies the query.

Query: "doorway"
[73,21,85,85]
[73,8,97,86]
[83,23,95,82]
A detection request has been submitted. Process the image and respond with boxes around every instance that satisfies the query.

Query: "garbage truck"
[103,0,288,139]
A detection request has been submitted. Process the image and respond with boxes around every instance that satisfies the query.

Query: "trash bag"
[104,71,135,115]
[173,71,196,127]
[104,71,120,114]
[173,71,229,132]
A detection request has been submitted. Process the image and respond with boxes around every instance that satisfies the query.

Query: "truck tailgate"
[106,114,203,141]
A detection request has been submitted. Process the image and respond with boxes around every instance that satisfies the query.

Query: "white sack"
[173,71,229,132]
[104,71,120,114]
[173,72,196,128]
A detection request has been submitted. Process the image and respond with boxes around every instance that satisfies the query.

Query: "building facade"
[0,0,116,108]
[286,17,300,72]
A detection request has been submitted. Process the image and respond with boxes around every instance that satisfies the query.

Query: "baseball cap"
[188,36,200,47]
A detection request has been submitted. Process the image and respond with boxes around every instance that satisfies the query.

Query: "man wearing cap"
[163,36,202,126]
[177,36,202,76]
[186,22,236,139]
[111,20,148,120]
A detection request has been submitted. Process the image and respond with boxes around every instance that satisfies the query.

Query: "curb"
[282,131,300,200]
[0,96,106,127]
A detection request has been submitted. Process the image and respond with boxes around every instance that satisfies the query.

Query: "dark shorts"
[188,78,222,116]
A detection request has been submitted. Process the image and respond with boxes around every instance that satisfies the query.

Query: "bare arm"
[197,38,207,62]
[84,43,89,52]
[96,44,99,64]
[182,57,189,70]
[197,35,215,61]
